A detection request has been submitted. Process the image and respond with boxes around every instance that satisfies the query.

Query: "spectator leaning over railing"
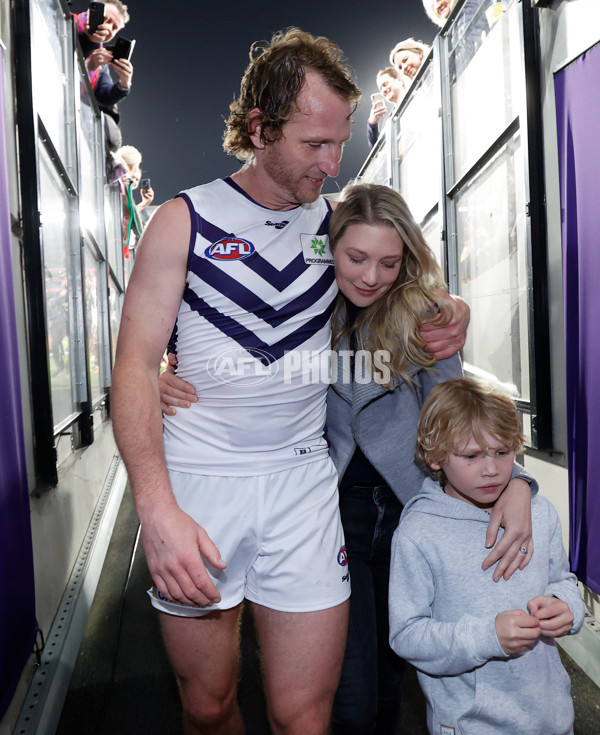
[423,0,458,25]
[421,0,501,77]
[423,0,495,28]
[367,67,405,148]
[389,38,431,88]
[73,1,134,151]
[116,145,154,257]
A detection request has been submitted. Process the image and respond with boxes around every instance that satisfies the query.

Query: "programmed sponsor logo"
[205,237,255,261]
[300,233,333,266]
[337,545,348,566]
[206,347,278,385]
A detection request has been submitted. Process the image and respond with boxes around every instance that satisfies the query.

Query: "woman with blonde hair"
[326,184,462,732]
[159,184,535,734]
[389,38,431,83]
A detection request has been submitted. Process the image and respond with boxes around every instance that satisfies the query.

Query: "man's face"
[377,73,404,106]
[256,71,352,210]
[434,0,455,20]
[103,4,125,42]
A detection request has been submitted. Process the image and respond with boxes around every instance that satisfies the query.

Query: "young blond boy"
[389,377,584,735]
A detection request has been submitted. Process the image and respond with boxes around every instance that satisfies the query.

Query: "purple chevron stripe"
[167,320,179,356]
[179,199,320,292]
[317,200,333,235]
[179,187,332,290]
[242,250,309,289]
[183,286,336,365]
[188,251,335,327]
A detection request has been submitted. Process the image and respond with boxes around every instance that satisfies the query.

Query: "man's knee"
[269,707,331,735]
[267,686,337,735]
[179,678,238,731]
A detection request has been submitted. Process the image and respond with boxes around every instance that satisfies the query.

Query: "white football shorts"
[148,456,350,616]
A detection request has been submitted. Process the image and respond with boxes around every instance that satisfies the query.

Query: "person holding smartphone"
[74,3,133,108]
[367,67,405,148]
[72,2,134,152]
[75,1,134,101]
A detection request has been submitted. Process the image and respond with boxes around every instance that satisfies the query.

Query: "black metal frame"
[13,0,58,488]
[13,0,103,489]
[520,0,553,449]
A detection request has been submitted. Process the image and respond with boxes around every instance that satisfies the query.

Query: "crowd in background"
[368,0,503,147]
[73,1,154,255]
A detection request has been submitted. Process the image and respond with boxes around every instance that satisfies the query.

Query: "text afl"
[205,237,255,260]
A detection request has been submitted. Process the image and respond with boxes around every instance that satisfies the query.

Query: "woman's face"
[127,162,142,189]
[333,223,404,307]
[393,49,423,79]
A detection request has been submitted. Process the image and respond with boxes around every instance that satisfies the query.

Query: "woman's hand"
[159,353,197,415]
[483,478,533,582]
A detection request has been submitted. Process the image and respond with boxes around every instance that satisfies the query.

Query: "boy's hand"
[495,609,540,654]
[159,353,197,415]
[483,478,533,581]
[528,595,574,638]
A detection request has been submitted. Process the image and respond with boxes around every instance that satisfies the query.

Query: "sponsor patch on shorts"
[148,585,210,611]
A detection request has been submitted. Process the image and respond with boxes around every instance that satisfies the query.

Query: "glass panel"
[106,181,124,283]
[397,63,441,224]
[31,0,73,169]
[39,148,77,425]
[77,60,106,251]
[357,121,393,186]
[457,135,529,401]
[449,0,523,182]
[421,209,443,269]
[108,275,122,364]
[83,245,102,401]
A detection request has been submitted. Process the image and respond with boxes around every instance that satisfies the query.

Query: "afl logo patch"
[337,545,348,566]
[205,237,255,261]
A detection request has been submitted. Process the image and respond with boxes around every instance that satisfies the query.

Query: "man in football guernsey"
[112,29,469,735]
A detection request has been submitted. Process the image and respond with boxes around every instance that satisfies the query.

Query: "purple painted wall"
[555,41,600,594]
[0,50,37,717]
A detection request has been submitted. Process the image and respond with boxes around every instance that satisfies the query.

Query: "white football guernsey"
[162,177,338,476]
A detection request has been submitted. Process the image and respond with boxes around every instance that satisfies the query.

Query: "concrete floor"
[56,490,600,734]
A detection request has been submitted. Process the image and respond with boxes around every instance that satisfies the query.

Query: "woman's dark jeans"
[332,484,405,734]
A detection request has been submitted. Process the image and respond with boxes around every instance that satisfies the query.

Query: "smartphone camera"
[110,36,136,61]
[87,1,105,34]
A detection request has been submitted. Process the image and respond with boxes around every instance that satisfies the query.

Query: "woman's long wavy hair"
[329,184,452,386]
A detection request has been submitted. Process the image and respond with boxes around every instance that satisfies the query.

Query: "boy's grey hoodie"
[389,477,584,735]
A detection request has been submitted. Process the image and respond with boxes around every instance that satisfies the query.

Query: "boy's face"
[431,432,514,510]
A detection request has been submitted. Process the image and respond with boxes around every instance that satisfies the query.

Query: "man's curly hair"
[223,28,361,161]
